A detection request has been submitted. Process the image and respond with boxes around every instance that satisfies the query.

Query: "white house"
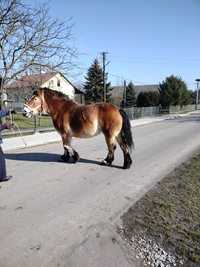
[40,72,75,99]
[5,72,84,109]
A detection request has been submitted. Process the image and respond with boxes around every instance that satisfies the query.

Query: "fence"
[169,105,197,114]
[123,104,200,120]
[123,106,160,120]
[2,104,200,138]
[2,112,54,138]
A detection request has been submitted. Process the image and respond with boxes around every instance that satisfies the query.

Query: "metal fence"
[2,113,54,138]
[123,104,200,120]
[2,104,200,138]
[169,105,197,114]
[123,106,160,120]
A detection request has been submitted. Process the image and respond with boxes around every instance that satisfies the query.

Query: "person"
[0,108,12,182]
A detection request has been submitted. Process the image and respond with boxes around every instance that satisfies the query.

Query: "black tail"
[119,109,134,152]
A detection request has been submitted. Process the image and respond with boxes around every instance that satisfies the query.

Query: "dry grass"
[121,153,200,266]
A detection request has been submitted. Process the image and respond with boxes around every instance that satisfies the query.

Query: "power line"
[108,55,200,64]
[78,51,200,63]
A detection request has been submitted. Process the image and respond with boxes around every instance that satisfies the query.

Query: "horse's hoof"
[123,157,132,169]
[60,155,70,162]
[72,151,80,163]
[101,159,112,166]
[101,160,107,165]
[123,164,131,169]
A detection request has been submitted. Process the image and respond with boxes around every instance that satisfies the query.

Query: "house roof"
[111,84,160,98]
[6,72,56,89]
[5,72,84,94]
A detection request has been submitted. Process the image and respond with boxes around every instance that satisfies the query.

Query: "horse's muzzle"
[23,106,33,118]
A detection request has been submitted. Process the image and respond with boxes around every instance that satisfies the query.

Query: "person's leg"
[0,146,12,182]
[0,146,7,179]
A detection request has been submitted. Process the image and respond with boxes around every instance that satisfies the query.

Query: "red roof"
[6,72,56,89]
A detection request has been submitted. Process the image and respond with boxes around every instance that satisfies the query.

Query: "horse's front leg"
[60,133,71,162]
[61,133,80,163]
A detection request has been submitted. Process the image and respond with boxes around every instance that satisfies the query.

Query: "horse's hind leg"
[117,135,132,169]
[102,135,117,166]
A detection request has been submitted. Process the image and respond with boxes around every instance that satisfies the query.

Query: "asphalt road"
[1,114,200,267]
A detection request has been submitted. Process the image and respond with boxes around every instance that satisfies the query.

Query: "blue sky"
[30,0,200,89]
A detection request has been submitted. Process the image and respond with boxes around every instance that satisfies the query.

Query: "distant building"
[5,72,84,109]
[111,84,160,106]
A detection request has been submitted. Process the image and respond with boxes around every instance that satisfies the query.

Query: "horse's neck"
[45,96,77,117]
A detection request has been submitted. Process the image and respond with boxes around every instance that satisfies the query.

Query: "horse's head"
[23,89,44,118]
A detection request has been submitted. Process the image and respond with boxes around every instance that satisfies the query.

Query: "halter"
[24,90,47,117]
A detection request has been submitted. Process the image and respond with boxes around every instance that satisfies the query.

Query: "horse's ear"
[33,90,39,96]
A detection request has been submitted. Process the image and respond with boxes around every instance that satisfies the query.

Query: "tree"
[136,91,160,107]
[84,59,112,103]
[121,81,136,108]
[159,75,191,107]
[0,0,76,96]
[189,90,197,105]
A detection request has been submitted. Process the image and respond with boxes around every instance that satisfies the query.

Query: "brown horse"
[24,88,133,169]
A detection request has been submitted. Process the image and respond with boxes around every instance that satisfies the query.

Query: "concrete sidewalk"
[2,111,198,152]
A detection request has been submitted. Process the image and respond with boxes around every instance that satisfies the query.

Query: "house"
[4,72,84,109]
[111,84,160,106]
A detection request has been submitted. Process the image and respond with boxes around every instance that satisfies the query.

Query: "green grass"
[12,113,53,129]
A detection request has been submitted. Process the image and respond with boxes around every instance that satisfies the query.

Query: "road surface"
[1,114,200,267]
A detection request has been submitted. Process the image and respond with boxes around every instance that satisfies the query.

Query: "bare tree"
[0,0,76,94]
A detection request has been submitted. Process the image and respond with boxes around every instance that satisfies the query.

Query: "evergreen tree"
[136,91,160,107]
[189,90,196,105]
[121,81,136,108]
[105,81,112,103]
[136,92,150,107]
[159,75,191,107]
[84,59,112,103]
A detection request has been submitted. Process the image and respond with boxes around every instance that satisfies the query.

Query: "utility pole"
[195,79,200,110]
[102,52,109,102]
[123,80,127,108]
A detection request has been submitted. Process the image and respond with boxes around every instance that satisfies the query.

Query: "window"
[57,79,60,87]
[49,80,54,88]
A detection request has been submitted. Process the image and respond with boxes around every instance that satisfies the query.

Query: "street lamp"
[195,79,200,110]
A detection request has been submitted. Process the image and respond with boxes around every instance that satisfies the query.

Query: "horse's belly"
[73,120,101,138]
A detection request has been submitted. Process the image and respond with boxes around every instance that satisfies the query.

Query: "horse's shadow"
[5,152,123,169]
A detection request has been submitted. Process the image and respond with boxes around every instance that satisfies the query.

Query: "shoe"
[0,176,13,182]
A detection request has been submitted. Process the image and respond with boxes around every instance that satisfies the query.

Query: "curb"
[2,111,199,152]
[2,131,61,152]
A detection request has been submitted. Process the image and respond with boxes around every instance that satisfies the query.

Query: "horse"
[23,88,133,169]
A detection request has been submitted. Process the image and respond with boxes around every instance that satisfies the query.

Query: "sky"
[29,0,200,89]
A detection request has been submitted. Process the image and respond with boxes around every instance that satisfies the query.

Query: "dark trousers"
[0,146,6,179]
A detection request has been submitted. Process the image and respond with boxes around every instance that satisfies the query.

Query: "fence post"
[33,116,38,133]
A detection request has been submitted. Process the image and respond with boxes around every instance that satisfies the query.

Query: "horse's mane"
[36,87,71,101]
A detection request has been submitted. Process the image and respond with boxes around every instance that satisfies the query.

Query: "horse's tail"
[119,109,134,152]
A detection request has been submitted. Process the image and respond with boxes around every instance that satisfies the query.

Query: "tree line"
[84,59,195,108]
[0,1,196,109]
